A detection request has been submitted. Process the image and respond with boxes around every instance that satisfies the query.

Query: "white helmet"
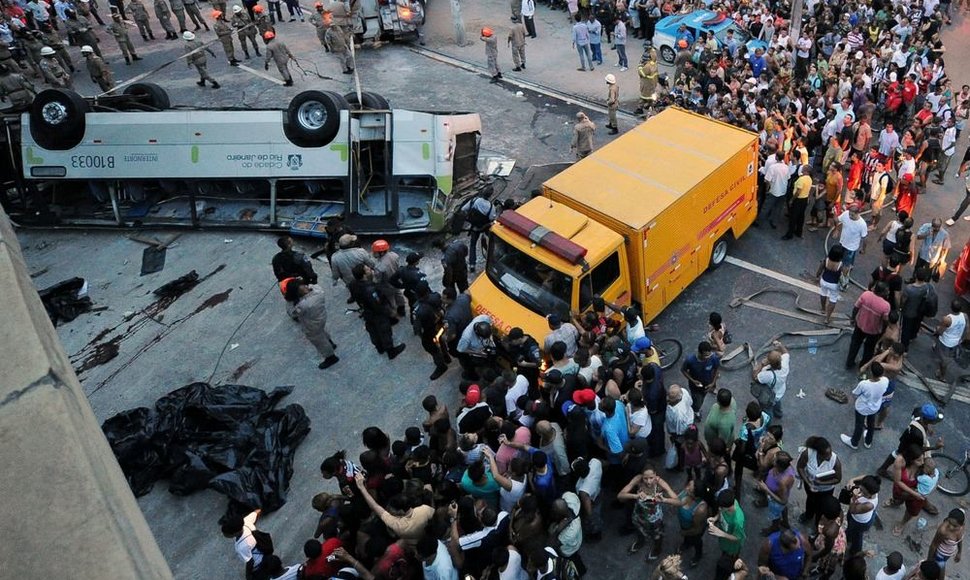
[605,74,616,84]
[80,45,94,53]
[40,46,56,56]
[183,30,196,40]
[232,4,242,12]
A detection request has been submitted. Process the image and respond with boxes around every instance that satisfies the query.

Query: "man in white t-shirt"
[841,362,889,449]
[418,534,459,580]
[752,341,790,419]
[495,545,529,580]
[835,204,869,284]
[222,509,261,565]
[573,457,603,540]
[874,551,906,580]
[759,151,790,228]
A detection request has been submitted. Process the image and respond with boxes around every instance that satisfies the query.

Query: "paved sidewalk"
[422,0,653,116]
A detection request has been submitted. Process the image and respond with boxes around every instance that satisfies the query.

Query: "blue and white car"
[652,10,768,64]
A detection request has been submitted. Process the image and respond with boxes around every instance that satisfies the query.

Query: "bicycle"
[936,447,970,496]
[652,337,683,371]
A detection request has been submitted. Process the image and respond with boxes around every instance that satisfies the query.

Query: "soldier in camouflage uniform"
[0,64,36,108]
[230,5,260,58]
[212,10,239,65]
[182,30,219,87]
[168,0,188,32]
[154,0,178,39]
[129,0,156,40]
[66,10,103,57]
[107,11,143,64]
[81,44,113,92]
[39,46,73,88]
[308,3,331,51]
[41,28,74,73]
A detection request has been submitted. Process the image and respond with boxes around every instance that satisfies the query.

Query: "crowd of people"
[237,214,967,580]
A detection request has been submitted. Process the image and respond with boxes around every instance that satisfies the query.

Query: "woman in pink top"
[496,425,531,474]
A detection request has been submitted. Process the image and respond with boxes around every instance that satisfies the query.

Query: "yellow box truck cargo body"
[541,108,758,322]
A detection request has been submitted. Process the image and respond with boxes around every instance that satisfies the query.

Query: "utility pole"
[789,0,805,67]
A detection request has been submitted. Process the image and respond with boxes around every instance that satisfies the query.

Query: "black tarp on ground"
[39,277,93,325]
[101,383,310,516]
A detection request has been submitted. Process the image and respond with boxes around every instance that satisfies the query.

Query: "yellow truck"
[469,108,759,343]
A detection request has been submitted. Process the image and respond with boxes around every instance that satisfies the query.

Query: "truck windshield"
[486,235,573,319]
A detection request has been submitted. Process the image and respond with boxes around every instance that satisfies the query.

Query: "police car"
[652,10,767,64]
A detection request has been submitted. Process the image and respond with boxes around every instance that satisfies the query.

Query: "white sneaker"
[614,63,620,67]
[964,216,970,221]
[864,441,872,449]
[620,66,628,71]
[946,218,956,226]
[840,434,858,449]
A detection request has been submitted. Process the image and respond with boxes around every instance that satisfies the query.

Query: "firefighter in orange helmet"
[372,239,407,319]
[481,26,501,81]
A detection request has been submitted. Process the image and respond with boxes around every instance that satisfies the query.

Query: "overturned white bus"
[1,84,483,235]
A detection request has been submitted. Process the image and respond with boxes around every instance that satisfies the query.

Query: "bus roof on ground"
[542,107,757,230]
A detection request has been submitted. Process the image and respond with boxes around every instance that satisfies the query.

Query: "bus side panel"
[692,137,759,268]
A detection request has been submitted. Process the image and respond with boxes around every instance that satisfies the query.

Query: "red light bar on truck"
[497,210,589,265]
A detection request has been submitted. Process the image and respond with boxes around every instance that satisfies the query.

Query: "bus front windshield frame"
[486,234,573,319]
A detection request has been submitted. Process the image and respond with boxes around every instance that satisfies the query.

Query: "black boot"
[197,79,206,86]
[283,78,293,86]
[242,50,250,59]
[132,54,143,60]
[125,56,131,65]
[229,59,240,66]
[255,48,261,56]
[149,32,155,39]
[209,79,220,88]
[141,34,149,41]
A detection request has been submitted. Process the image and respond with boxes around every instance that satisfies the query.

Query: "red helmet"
[372,239,390,253]
[211,9,222,18]
[481,27,493,38]
[677,39,688,49]
[263,30,275,40]
[253,4,264,12]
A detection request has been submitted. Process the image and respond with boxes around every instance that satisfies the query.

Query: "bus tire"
[709,234,731,270]
[344,91,390,110]
[123,82,171,110]
[29,89,89,151]
[285,90,348,147]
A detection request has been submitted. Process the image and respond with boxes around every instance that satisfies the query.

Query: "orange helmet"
[481,27,493,37]
[253,4,264,12]
[372,239,390,253]
[279,276,298,297]
[263,30,275,39]
[677,39,688,48]
[211,9,222,18]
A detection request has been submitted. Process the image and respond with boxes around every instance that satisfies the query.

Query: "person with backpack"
[460,196,500,272]
[899,266,936,349]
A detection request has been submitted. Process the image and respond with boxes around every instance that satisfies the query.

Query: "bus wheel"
[285,90,348,147]
[709,234,731,269]
[29,89,90,151]
[123,82,171,110]
[344,91,390,110]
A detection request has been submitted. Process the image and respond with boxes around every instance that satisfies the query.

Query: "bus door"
[346,110,397,233]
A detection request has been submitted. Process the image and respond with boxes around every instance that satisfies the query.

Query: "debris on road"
[101,383,310,519]
[39,277,93,325]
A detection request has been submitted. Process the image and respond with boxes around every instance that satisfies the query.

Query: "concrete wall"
[0,208,173,579]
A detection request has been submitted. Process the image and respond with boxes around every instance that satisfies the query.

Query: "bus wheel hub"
[41,102,69,125]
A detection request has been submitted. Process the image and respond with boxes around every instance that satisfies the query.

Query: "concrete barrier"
[0,208,173,579]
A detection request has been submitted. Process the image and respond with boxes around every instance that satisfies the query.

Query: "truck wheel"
[29,89,90,151]
[285,90,348,147]
[709,234,731,269]
[123,82,171,110]
[344,91,390,110]
[659,45,676,64]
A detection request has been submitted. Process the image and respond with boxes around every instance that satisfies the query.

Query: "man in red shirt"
[302,520,343,578]
[902,74,918,117]
[845,281,891,369]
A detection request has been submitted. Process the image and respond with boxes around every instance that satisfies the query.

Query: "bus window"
[276,178,345,223]
[396,176,436,229]
[578,252,621,310]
